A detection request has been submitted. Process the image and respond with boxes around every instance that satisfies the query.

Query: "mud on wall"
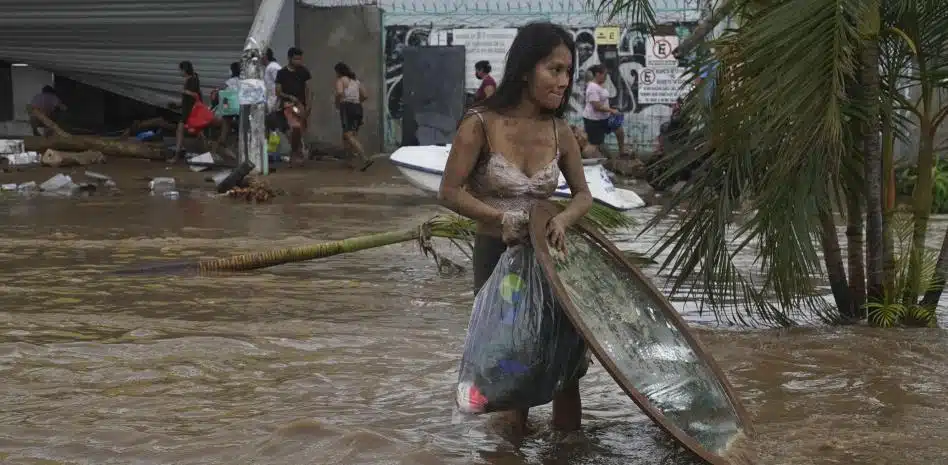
[382,24,695,152]
[296,4,383,153]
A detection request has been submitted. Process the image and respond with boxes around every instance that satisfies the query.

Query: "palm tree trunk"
[881,98,897,294]
[861,16,884,315]
[920,228,948,308]
[906,118,936,305]
[820,209,854,320]
[846,195,867,317]
[198,228,422,272]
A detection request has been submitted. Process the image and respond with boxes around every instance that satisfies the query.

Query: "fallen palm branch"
[115,202,635,275]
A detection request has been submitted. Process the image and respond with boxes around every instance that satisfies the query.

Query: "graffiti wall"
[383,24,695,151]
[384,25,432,148]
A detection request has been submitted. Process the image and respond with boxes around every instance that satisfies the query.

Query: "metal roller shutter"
[0,0,255,107]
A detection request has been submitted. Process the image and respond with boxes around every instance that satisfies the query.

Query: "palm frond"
[640,0,868,326]
[585,0,656,33]
[869,210,941,327]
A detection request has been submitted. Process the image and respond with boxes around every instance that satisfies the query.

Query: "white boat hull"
[389,145,646,211]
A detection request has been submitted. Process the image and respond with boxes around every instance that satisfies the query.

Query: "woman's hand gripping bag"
[455,245,587,414]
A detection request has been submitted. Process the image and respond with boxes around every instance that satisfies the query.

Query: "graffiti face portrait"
[574,32,596,69]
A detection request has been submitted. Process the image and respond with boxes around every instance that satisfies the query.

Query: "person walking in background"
[172,60,202,162]
[263,48,281,112]
[275,47,312,165]
[225,62,241,90]
[582,64,626,158]
[207,62,241,156]
[473,60,496,104]
[29,85,67,136]
[333,62,372,171]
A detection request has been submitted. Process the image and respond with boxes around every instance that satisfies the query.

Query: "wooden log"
[25,106,164,160]
[23,136,164,160]
[41,149,106,167]
[28,106,71,138]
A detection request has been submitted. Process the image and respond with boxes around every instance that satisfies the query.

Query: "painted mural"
[383,24,695,151]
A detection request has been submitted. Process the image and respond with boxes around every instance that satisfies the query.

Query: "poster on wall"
[638,66,687,104]
[646,35,680,68]
[639,35,686,104]
[434,28,518,91]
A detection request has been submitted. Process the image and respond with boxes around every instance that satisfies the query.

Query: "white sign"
[238,78,266,105]
[638,66,687,105]
[646,36,680,68]
[437,28,517,91]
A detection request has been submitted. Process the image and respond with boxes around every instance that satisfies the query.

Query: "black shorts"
[583,117,612,145]
[339,102,363,133]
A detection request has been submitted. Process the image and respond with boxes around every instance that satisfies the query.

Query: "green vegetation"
[895,160,948,214]
[592,0,948,327]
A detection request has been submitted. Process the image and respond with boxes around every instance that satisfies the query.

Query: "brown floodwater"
[0,160,946,465]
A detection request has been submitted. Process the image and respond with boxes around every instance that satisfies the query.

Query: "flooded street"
[0,161,946,465]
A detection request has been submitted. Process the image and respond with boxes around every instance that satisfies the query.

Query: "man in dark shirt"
[275,47,312,163]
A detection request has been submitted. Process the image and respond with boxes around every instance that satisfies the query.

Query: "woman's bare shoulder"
[553,117,576,136]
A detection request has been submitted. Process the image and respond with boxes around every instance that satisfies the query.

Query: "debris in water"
[187,152,216,172]
[17,181,37,193]
[40,149,106,168]
[148,177,176,193]
[0,139,25,154]
[5,151,40,166]
[39,173,79,194]
[225,177,284,203]
[215,161,255,193]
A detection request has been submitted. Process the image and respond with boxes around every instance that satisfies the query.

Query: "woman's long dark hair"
[477,22,575,118]
[334,62,357,79]
[179,60,195,76]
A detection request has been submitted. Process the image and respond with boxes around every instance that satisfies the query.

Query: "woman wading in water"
[438,22,593,433]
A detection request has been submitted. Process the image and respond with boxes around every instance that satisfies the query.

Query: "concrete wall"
[380,23,695,153]
[12,64,53,122]
[296,4,383,153]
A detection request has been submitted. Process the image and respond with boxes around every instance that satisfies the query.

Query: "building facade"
[305,0,705,152]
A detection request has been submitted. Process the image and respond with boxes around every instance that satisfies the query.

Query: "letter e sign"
[653,39,672,59]
[594,27,620,46]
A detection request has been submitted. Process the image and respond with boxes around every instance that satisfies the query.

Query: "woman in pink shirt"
[581,65,625,157]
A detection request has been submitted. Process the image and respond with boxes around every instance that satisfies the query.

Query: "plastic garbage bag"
[456,245,587,414]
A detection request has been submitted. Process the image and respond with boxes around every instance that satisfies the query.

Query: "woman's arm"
[334,78,345,105]
[182,77,200,98]
[358,82,368,102]
[482,84,495,98]
[275,84,296,103]
[437,114,504,226]
[591,101,617,113]
[554,119,593,227]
